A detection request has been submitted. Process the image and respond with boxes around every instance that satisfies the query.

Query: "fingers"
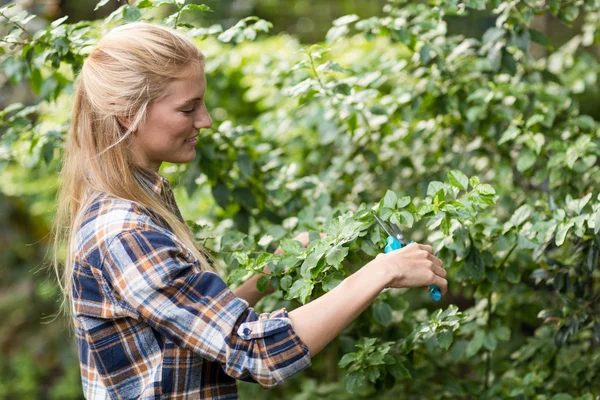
[415,257,446,278]
[427,252,444,269]
[417,244,433,254]
[431,263,447,278]
[432,275,448,295]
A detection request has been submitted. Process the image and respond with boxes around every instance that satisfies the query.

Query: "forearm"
[288,260,390,356]
[234,246,286,307]
[233,264,274,307]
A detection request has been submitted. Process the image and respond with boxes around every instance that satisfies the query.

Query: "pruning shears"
[374,214,442,302]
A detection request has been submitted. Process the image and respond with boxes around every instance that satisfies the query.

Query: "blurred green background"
[1,0,599,398]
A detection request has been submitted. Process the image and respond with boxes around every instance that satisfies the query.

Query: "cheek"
[151,113,191,139]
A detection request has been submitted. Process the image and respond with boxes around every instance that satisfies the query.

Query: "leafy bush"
[1,0,599,398]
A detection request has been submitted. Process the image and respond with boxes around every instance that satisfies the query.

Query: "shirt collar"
[135,168,170,198]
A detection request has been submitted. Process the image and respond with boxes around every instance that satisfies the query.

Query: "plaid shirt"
[72,169,311,399]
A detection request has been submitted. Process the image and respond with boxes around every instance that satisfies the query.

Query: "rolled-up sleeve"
[101,227,311,388]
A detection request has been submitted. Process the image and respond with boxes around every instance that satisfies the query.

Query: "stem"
[497,242,518,269]
[307,51,327,92]
[0,11,33,37]
[484,290,492,392]
[483,241,517,392]
[0,38,28,46]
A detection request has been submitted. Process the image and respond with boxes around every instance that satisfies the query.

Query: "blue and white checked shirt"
[72,169,311,399]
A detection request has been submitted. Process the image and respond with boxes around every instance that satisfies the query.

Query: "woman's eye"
[182,108,195,114]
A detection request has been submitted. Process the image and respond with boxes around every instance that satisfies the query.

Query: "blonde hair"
[52,22,214,321]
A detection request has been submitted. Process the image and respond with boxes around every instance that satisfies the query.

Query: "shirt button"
[243,328,252,336]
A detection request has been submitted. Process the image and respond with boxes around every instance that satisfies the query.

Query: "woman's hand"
[373,243,448,295]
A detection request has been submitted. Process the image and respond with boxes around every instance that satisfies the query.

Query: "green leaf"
[300,243,327,278]
[389,362,411,378]
[372,302,393,327]
[287,279,314,304]
[437,330,453,350]
[465,0,486,10]
[383,190,398,209]
[448,170,469,191]
[517,149,536,172]
[482,27,505,44]
[325,245,349,267]
[469,176,480,188]
[94,0,111,11]
[333,82,351,96]
[505,264,521,283]
[575,115,596,131]
[325,25,349,44]
[227,268,249,285]
[526,114,544,128]
[529,29,552,48]
[427,181,445,197]
[475,184,495,195]
[211,181,229,209]
[123,6,142,21]
[555,221,574,246]
[560,4,579,23]
[182,4,212,13]
[380,207,393,220]
[30,67,42,95]
[464,247,485,281]
[338,352,359,368]
[397,196,411,209]
[321,272,343,291]
[566,193,592,215]
[345,371,366,393]
[466,329,485,357]
[483,332,497,351]
[233,187,257,209]
[280,239,303,254]
[332,14,360,26]
[136,0,154,8]
[419,43,433,65]
[237,152,253,177]
[256,275,271,293]
[392,211,414,228]
[279,275,292,291]
[509,204,533,228]
[220,231,247,249]
[493,326,511,342]
[50,15,69,27]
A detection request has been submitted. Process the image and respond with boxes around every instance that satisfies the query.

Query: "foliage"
[1,0,599,398]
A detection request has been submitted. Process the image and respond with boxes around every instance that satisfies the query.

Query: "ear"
[117,115,134,132]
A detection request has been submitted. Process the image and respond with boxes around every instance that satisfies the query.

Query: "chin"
[167,153,197,165]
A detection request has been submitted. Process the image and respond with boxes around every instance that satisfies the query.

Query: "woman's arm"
[289,243,448,356]
[233,265,274,307]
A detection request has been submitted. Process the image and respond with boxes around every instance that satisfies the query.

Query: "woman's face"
[129,63,212,171]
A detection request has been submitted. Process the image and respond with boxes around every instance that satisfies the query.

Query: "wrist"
[364,258,394,292]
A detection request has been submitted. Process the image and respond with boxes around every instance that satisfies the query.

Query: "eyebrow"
[178,96,203,107]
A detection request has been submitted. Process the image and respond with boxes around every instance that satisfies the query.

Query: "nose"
[194,109,212,130]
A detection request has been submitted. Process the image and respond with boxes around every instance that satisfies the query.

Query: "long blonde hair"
[52,22,214,320]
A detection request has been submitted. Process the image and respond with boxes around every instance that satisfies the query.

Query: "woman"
[52,22,448,399]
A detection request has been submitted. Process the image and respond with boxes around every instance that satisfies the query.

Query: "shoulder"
[73,191,181,264]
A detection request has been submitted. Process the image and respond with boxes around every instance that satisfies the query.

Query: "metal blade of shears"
[374,214,406,244]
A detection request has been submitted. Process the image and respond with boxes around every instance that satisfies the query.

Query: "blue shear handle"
[384,236,442,302]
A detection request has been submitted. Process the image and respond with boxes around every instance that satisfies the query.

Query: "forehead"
[161,64,206,103]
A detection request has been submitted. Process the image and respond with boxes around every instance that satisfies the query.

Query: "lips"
[185,135,198,142]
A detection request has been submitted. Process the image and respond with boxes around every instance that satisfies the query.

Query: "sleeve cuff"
[238,307,311,387]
